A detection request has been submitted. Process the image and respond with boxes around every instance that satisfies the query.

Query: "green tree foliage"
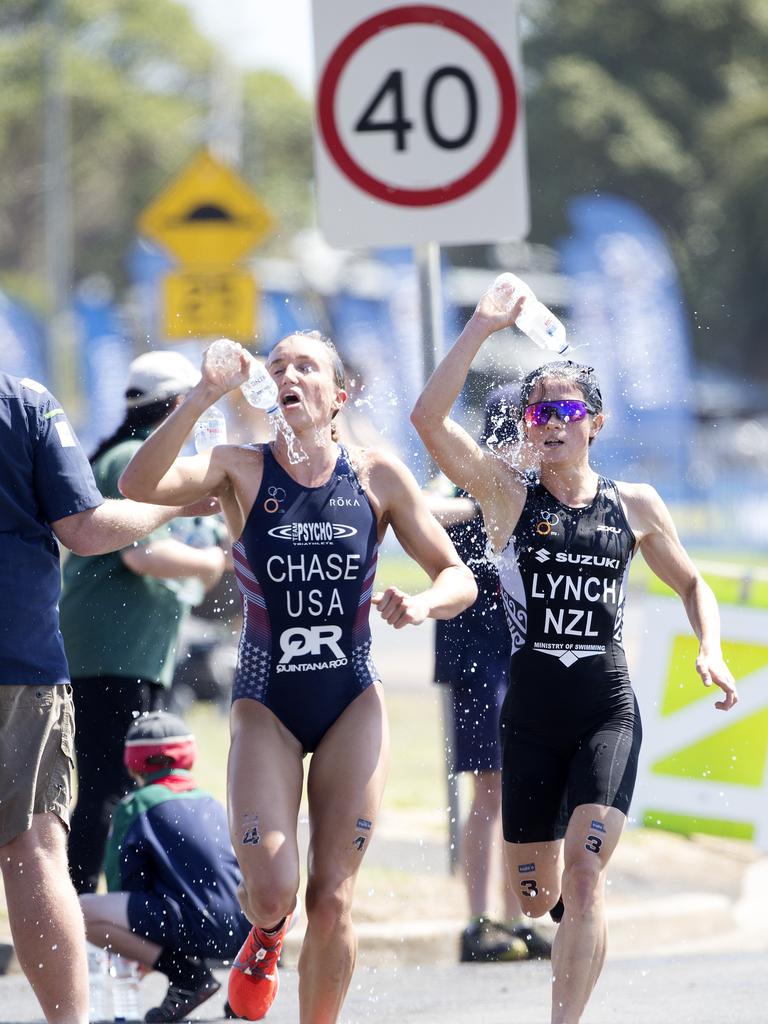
[241,70,314,252]
[522,0,768,371]
[0,0,313,306]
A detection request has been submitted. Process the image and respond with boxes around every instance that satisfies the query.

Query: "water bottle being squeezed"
[488,273,569,355]
[205,339,307,464]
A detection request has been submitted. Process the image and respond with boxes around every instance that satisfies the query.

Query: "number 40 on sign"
[312,0,530,248]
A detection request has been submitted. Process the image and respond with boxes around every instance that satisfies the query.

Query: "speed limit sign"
[312,1,530,248]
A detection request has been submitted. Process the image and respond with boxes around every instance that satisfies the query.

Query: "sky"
[178,0,314,96]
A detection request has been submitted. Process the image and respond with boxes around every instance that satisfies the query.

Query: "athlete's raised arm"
[411,290,529,510]
[364,449,477,628]
[119,345,250,506]
[622,481,737,711]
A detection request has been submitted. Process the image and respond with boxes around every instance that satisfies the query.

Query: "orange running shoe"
[228,915,291,1021]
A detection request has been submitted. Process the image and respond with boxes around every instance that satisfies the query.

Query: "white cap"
[125,351,200,408]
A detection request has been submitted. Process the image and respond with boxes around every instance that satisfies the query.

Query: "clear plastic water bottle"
[241,361,279,413]
[206,337,243,375]
[194,405,227,454]
[110,955,142,1022]
[488,272,569,355]
[205,337,280,413]
[86,942,112,1023]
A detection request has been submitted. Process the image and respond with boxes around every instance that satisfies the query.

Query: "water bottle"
[488,273,569,355]
[206,337,243,375]
[110,955,141,1022]
[206,337,279,413]
[194,405,227,454]
[241,360,279,414]
[86,942,112,1023]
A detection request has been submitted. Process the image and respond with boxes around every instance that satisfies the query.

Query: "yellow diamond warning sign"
[139,150,274,265]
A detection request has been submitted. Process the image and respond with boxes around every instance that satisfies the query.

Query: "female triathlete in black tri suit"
[411,289,737,1024]
[120,331,476,1024]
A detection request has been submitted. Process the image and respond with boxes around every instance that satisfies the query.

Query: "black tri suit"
[496,477,642,843]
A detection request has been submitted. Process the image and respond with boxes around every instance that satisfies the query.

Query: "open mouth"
[281,394,301,408]
[544,439,564,447]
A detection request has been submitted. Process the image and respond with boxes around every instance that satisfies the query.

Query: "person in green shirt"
[60,351,227,895]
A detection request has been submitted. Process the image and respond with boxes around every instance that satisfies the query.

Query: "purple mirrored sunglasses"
[523,399,595,426]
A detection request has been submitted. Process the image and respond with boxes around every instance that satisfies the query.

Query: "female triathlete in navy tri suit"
[411,288,737,1024]
[120,331,476,1024]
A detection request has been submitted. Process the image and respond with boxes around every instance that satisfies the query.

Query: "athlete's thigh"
[228,698,304,881]
[500,724,570,844]
[305,683,389,880]
[563,803,626,873]
[566,713,641,818]
[504,837,563,918]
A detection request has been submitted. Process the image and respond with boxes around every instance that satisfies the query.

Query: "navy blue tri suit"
[232,444,379,752]
[496,477,641,843]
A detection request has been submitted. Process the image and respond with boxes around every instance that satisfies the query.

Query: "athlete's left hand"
[372,587,430,628]
[696,650,738,711]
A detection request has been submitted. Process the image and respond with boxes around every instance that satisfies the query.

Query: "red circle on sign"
[317,5,518,208]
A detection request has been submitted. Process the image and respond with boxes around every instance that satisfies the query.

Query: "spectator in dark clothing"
[79,711,251,1024]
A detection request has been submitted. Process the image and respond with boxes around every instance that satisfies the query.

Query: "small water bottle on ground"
[110,955,142,1022]
[194,405,227,454]
[488,272,569,355]
[86,942,112,1023]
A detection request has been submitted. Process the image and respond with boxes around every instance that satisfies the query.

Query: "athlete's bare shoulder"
[614,480,667,540]
[347,444,413,507]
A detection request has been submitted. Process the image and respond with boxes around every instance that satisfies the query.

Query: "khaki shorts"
[0,684,75,847]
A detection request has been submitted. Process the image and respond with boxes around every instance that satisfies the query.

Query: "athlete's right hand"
[471,289,526,336]
[372,586,430,628]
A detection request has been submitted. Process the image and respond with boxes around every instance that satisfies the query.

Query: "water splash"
[269,408,307,465]
[312,425,329,449]
[487,430,542,481]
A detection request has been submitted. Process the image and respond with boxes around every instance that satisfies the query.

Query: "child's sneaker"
[145,976,221,1022]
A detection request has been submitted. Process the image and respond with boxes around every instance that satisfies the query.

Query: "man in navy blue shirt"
[0,372,214,1024]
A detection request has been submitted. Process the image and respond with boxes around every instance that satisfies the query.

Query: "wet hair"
[518,361,603,418]
[278,329,347,442]
[517,361,603,447]
[89,397,177,464]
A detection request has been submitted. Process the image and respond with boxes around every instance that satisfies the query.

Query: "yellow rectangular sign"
[162,269,257,342]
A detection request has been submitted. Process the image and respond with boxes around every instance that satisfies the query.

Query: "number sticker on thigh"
[519,861,538,898]
[585,818,606,855]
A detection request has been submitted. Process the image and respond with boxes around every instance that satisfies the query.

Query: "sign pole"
[416,240,444,389]
[416,239,460,874]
